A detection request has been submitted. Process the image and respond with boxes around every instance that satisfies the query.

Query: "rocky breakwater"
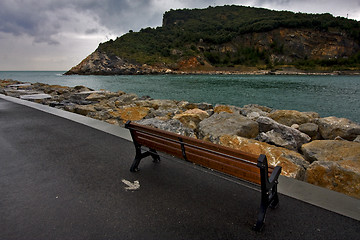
[1,79,360,198]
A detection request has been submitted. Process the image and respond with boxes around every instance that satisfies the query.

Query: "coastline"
[64,67,360,76]
[168,69,360,76]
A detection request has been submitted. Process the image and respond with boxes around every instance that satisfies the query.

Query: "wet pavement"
[0,97,359,240]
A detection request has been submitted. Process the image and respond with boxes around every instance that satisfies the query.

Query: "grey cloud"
[252,0,360,19]
[0,0,163,44]
[0,0,359,46]
[73,0,166,32]
[0,0,65,44]
[85,28,99,35]
[254,0,290,4]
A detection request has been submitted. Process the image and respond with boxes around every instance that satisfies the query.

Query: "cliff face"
[65,51,171,75]
[65,6,360,75]
[219,28,359,61]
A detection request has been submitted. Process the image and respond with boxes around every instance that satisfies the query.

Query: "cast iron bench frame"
[125,121,282,231]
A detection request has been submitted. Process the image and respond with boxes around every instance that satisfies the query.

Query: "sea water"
[1,71,359,123]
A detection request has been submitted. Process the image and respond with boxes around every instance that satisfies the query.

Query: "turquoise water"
[1,71,359,123]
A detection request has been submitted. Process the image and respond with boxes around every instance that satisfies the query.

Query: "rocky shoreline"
[1,79,360,199]
[64,50,360,76]
[166,69,360,76]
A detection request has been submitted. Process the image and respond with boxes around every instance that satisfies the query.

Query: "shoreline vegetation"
[1,79,360,199]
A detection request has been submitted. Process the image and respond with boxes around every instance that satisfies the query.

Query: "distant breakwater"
[1,79,360,199]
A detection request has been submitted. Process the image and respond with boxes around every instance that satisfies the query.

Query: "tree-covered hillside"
[162,5,360,43]
[92,5,360,72]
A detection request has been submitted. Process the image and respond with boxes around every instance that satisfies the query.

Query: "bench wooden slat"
[184,144,273,173]
[185,146,263,182]
[135,132,181,151]
[182,136,259,164]
[185,150,262,184]
[136,135,184,159]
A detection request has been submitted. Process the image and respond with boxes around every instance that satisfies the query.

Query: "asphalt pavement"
[0,96,359,240]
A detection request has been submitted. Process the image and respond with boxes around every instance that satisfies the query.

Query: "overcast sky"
[1,0,359,71]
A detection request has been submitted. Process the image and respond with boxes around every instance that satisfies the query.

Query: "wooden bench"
[125,121,282,231]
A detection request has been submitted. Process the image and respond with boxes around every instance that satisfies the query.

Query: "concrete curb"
[1,93,359,221]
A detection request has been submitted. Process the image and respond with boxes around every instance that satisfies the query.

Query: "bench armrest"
[269,166,282,185]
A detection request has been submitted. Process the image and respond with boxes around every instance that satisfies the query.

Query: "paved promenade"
[0,95,359,240]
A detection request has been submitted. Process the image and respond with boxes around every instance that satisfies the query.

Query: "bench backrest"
[126,122,274,185]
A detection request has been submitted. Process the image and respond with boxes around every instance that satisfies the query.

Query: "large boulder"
[239,104,272,119]
[92,102,112,112]
[115,106,150,123]
[72,85,93,93]
[242,104,273,113]
[305,161,360,199]
[42,84,71,95]
[268,110,319,126]
[136,118,196,138]
[135,99,157,109]
[257,130,304,151]
[219,135,309,179]
[316,117,360,141]
[150,99,178,110]
[256,116,311,151]
[85,92,108,101]
[180,101,213,111]
[301,140,360,163]
[104,95,126,109]
[173,108,209,129]
[135,99,178,110]
[146,108,180,121]
[0,79,22,88]
[214,104,241,114]
[87,109,113,121]
[114,93,139,107]
[302,140,360,199]
[199,112,259,142]
[70,90,102,102]
[74,104,97,116]
[298,123,321,140]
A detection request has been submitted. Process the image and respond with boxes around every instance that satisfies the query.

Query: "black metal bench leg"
[130,145,143,172]
[130,158,141,172]
[254,203,267,232]
[270,186,279,209]
[149,148,160,163]
[253,186,279,231]
[130,147,160,172]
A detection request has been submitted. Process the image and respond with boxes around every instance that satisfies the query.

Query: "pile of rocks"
[1,79,360,198]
